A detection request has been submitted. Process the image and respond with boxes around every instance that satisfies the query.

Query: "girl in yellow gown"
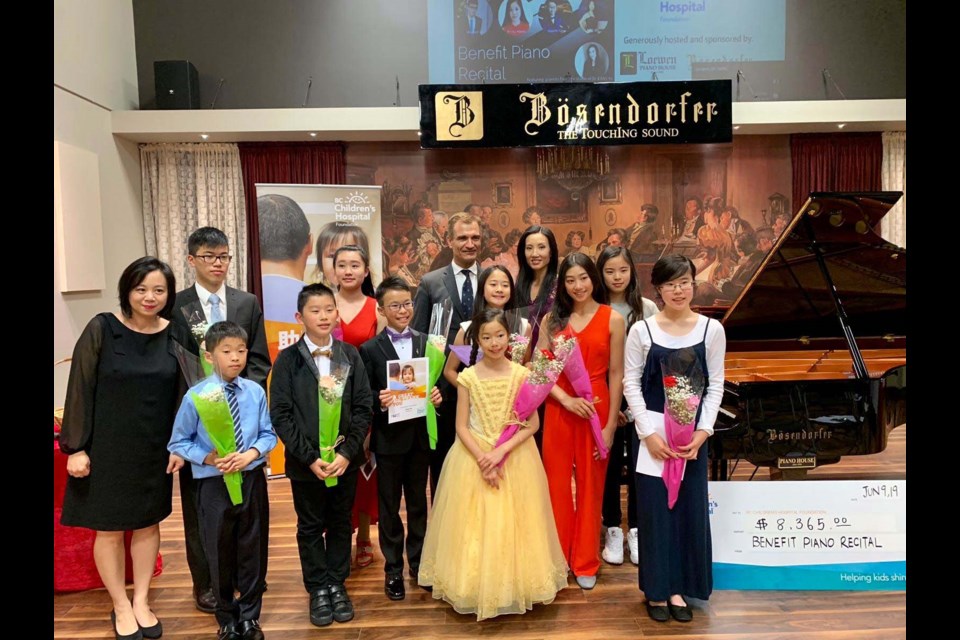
[418,309,568,620]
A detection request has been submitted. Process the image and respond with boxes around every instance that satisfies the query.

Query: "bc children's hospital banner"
[255,183,382,475]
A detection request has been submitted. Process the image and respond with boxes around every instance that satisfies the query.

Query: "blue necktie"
[209,293,224,324]
[225,382,245,451]
[460,269,474,317]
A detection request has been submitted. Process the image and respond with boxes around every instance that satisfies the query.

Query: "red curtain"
[790,132,883,217]
[238,142,346,300]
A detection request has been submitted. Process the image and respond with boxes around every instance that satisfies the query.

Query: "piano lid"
[722,192,905,342]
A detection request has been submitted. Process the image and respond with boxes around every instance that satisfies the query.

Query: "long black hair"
[332,244,376,297]
[596,245,644,326]
[516,225,559,308]
[467,308,512,366]
[549,253,604,334]
[463,266,523,363]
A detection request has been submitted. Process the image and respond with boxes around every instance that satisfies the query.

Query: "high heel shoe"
[110,610,144,640]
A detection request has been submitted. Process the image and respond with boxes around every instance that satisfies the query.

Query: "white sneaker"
[601,526,624,565]
[627,528,639,565]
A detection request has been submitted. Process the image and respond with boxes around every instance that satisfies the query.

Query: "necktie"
[387,328,412,343]
[224,382,245,451]
[460,269,474,316]
[208,293,224,323]
[312,347,333,358]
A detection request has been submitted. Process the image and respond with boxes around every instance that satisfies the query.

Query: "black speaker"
[154,60,200,109]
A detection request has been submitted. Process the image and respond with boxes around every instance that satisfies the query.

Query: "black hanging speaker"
[154,60,200,109]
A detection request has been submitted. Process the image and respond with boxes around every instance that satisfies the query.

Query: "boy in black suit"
[270,284,373,627]
[359,277,443,601]
[172,226,273,613]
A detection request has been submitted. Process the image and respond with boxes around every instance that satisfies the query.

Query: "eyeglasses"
[194,254,233,264]
[659,280,694,292]
[384,301,414,312]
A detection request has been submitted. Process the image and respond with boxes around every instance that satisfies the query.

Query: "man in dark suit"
[462,0,483,35]
[411,211,483,499]
[540,1,569,33]
[171,226,272,614]
[359,276,443,601]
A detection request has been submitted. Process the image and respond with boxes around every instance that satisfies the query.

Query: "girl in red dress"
[333,245,383,568]
[538,253,625,590]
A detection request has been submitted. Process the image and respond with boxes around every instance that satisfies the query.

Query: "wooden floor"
[54,427,906,639]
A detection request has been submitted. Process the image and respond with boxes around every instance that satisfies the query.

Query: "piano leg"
[710,458,729,481]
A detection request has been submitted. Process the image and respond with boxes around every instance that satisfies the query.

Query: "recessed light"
[309,132,317,137]
[200,133,209,140]
[837,123,846,129]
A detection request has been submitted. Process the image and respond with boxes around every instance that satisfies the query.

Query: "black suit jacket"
[172,285,272,389]
[359,329,431,456]
[268,337,373,482]
[411,263,472,348]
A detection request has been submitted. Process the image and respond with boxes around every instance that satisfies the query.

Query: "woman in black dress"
[60,257,198,639]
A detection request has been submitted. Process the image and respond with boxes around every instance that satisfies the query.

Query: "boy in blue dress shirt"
[169,321,277,640]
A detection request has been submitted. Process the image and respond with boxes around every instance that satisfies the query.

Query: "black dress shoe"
[385,574,405,601]
[645,602,670,622]
[329,584,355,623]
[669,602,693,622]
[217,623,240,640]
[239,619,265,640]
[111,610,144,640]
[310,588,334,627]
[194,586,217,614]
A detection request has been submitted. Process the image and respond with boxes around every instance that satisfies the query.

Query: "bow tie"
[387,329,412,343]
[311,347,332,358]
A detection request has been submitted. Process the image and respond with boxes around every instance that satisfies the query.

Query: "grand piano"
[706,192,906,479]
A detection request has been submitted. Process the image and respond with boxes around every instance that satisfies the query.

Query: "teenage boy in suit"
[270,283,373,628]
[359,276,442,601]
[172,226,272,614]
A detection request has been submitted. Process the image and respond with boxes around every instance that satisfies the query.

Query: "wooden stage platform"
[54,426,906,639]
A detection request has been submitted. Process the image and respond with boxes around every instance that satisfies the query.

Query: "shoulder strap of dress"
[701,316,712,341]
[642,318,653,342]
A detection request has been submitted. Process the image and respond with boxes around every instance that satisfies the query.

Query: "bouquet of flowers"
[182,308,214,377]
[554,333,609,460]
[425,299,454,450]
[660,350,705,509]
[190,382,244,505]
[317,362,351,488]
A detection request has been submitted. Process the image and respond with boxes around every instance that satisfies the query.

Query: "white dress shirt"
[303,334,334,377]
[195,282,228,322]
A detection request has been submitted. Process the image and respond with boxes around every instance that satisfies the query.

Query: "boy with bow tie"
[270,283,373,628]
[359,276,442,602]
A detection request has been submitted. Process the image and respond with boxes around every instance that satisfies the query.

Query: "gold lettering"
[627,93,640,125]
[679,92,690,123]
[665,102,677,123]
[608,103,621,125]
[646,102,659,125]
[558,100,570,127]
[693,102,703,123]
[594,104,605,124]
[519,92,551,135]
[576,104,588,122]
[707,102,718,122]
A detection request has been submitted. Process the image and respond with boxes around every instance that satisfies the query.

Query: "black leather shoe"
[110,610,144,640]
[645,602,670,622]
[385,574,405,601]
[329,584,355,623]
[310,588,334,627]
[217,623,240,640]
[669,602,693,622]
[194,586,217,614]
[239,619,265,640]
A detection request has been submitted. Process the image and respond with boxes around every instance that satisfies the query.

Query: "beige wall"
[54,0,144,407]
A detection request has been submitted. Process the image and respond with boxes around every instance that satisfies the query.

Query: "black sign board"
[419,80,732,149]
